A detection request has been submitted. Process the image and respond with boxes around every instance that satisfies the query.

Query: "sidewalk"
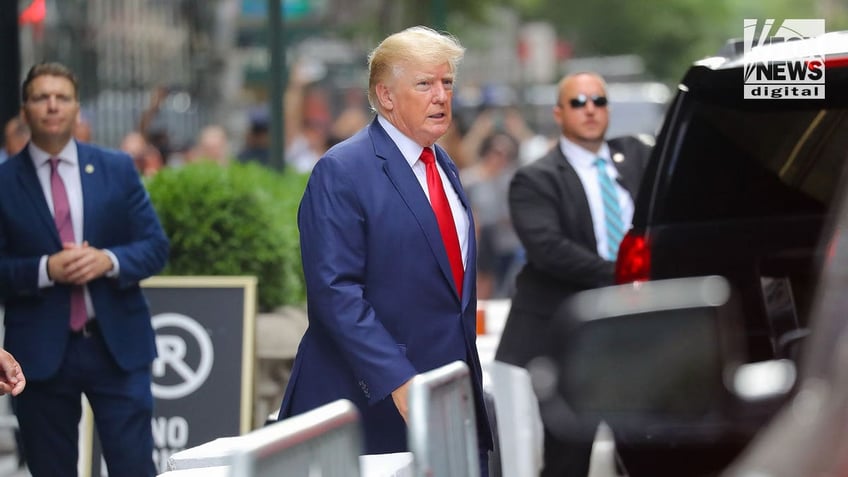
[0,434,26,477]
[0,453,27,477]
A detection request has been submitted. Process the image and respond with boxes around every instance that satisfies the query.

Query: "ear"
[552,104,564,128]
[376,83,394,111]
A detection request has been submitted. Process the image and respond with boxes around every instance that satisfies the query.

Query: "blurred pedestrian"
[495,71,652,477]
[284,62,332,173]
[463,131,523,299]
[73,109,93,142]
[188,125,232,165]
[237,106,271,166]
[1,116,30,164]
[0,62,169,477]
[120,131,164,177]
[139,85,174,165]
[277,26,493,475]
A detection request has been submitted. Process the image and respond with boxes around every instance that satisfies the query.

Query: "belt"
[71,320,99,338]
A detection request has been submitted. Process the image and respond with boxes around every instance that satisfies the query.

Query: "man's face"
[553,74,609,150]
[378,61,454,147]
[21,74,79,151]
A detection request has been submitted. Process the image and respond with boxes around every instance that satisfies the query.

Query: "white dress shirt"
[30,140,119,318]
[559,136,634,259]
[378,116,470,269]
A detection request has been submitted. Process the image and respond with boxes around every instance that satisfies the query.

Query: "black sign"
[82,276,257,476]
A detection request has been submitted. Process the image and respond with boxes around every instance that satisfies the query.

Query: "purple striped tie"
[49,158,87,331]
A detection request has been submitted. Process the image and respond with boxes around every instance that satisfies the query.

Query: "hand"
[48,242,113,285]
[0,349,25,396]
[391,379,413,423]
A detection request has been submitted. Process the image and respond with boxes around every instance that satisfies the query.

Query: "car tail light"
[615,231,650,284]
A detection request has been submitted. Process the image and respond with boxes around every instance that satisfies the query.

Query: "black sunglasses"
[568,94,608,109]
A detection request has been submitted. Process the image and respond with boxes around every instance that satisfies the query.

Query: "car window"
[656,99,848,223]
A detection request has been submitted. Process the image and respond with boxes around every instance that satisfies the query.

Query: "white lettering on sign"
[152,313,214,399]
[152,416,189,448]
[151,416,190,474]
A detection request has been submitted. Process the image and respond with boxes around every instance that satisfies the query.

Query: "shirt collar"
[377,115,432,168]
[29,139,79,169]
[559,136,617,175]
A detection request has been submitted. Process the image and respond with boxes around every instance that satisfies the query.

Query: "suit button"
[358,380,370,398]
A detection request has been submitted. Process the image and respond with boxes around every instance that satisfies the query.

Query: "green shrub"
[146,162,308,310]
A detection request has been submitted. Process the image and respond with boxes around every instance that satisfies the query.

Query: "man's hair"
[556,71,609,106]
[479,131,519,159]
[366,26,465,111]
[21,62,79,102]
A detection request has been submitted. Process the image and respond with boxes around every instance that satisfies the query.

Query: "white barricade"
[163,399,361,476]
[157,465,229,477]
[487,360,544,477]
[407,361,479,477]
[226,399,362,477]
[167,437,243,470]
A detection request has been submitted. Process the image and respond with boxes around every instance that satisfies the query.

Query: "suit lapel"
[609,142,640,197]
[555,149,598,251]
[370,121,463,301]
[15,149,62,246]
[77,143,97,242]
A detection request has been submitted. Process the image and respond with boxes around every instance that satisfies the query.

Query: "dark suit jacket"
[496,136,651,367]
[279,118,493,454]
[0,142,169,380]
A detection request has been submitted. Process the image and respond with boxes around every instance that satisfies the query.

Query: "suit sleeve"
[509,165,614,288]
[299,156,416,404]
[105,156,169,288]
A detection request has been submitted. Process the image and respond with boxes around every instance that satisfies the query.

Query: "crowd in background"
[1,60,550,301]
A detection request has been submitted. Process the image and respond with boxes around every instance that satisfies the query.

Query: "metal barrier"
[227,399,362,477]
[487,360,544,477]
[408,361,480,477]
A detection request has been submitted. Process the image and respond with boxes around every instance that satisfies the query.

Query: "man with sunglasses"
[496,72,652,477]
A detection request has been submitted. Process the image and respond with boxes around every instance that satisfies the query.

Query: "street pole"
[0,0,21,128]
[269,0,286,171]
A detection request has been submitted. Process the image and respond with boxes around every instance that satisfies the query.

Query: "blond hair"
[367,26,465,111]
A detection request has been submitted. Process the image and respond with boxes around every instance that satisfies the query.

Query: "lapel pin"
[612,152,625,163]
[85,164,94,174]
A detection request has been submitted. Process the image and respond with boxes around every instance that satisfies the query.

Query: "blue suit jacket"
[0,142,169,380]
[280,118,493,454]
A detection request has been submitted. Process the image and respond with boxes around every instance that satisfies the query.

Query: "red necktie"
[49,158,88,331]
[420,147,463,297]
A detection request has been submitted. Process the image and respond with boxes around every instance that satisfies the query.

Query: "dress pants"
[13,326,156,477]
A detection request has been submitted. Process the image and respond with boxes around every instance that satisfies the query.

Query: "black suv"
[536,32,848,477]
[615,31,848,363]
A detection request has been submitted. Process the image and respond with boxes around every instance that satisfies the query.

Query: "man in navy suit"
[278,26,493,474]
[0,62,169,476]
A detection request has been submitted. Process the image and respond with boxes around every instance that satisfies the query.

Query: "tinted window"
[657,99,848,223]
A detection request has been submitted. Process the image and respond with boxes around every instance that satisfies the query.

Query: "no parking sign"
[81,276,257,476]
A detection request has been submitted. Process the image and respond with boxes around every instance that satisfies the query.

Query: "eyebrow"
[413,73,454,81]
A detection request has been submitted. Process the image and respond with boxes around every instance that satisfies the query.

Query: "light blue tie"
[595,157,624,260]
